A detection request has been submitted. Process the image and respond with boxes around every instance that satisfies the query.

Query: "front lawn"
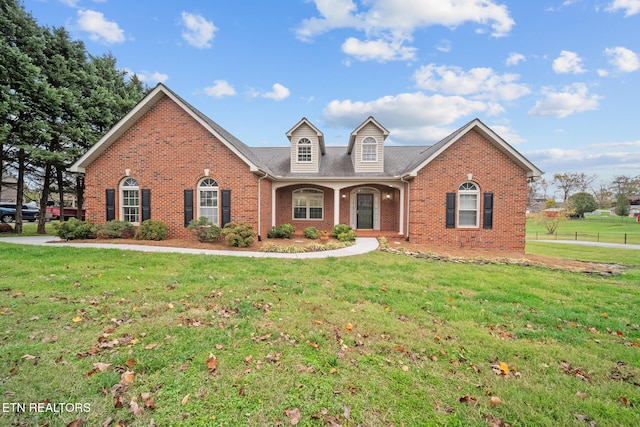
[0,242,638,426]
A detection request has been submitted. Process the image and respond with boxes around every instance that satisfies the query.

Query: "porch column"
[271,187,277,228]
[333,188,341,226]
[399,187,404,235]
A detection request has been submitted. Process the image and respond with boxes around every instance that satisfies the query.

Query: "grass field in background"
[0,238,638,426]
[527,215,640,245]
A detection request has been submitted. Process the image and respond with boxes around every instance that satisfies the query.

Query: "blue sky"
[25,0,640,182]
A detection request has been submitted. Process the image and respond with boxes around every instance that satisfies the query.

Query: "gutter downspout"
[401,175,411,241]
[257,171,270,241]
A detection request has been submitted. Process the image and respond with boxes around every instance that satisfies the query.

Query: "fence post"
[625,233,627,244]
[575,232,577,241]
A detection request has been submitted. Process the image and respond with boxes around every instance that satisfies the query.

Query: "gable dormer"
[347,116,389,173]
[286,118,325,173]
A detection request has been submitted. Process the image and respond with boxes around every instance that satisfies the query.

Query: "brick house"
[70,84,542,251]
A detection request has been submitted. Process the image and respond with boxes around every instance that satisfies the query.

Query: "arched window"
[458,182,479,227]
[293,188,323,220]
[120,177,140,224]
[362,137,377,162]
[198,178,219,224]
[297,137,312,162]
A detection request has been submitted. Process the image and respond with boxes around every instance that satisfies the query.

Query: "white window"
[293,189,323,220]
[297,138,312,162]
[362,137,377,162]
[120,177,140,224]
[458,182,479,227]
[198,178,219,224]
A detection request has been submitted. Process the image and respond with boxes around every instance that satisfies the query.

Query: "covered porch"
[271,180,406,236]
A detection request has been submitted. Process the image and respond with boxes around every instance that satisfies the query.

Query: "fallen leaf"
[125,358,136,368]
[66,419,85,427]
[498,361,509,375]
[93,362,111,372]
[402,365,409,372]
[181,394,190,406]
[345,323,352,332]
[576,391,587,399]
[72,316,83,323]
[285,407,301,425]
[144,343,158,350]
[306,340,318,349]
[343,405,350,420]
[120,371,135,386]
[42,335,58,343]
[490,396,502,405]
[21,354,37,360]
[458,395,478,405]
[206,353,218,373]
[619,396,631,407]
[129,400,143,417]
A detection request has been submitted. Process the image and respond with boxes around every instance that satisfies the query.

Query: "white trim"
[197,177,219,225]
[361,137,377,162]
[457,181,479,228]
[120,177,140,225]
[292,188,324,220]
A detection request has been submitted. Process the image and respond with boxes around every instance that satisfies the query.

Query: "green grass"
[0,240,639,426]
[527,215,640,245]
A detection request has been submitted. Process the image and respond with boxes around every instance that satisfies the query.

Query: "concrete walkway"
[0,235,379,259]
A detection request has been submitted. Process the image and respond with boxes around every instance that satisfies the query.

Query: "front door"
[357,194,374,229]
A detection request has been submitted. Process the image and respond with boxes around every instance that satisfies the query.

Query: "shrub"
[187,217,222,242]
[53,218,96,240]
[96,220,135,239]
[303,226,319,239]
[267,223,296,239]
[134,220,168,241]
[331,224,357,241]
[221,222,256,247]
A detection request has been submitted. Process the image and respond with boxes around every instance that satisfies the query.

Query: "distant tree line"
[1,0,148,233]
[528,172,640,216]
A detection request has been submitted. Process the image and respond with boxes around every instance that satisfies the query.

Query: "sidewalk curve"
[0,235,379,259]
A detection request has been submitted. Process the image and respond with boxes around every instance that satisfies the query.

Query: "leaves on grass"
[490,396,502,405]
[206,353,218,373]
[181,394,190,406]
[72,316,83,323]
[285,407,301,425]
[574,413,596,427]
[66,419,85,427]
[93,362,111,372]
[458,395,478,405]
[485,414,511,427]
[561,361,590,382]
[120,371,135,386]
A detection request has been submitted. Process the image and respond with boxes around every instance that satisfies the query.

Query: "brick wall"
[84,95,261,239]
[409,129,529,251]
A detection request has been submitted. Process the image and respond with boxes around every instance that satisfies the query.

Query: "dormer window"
[297,138,312,162]
[362,137,377,162]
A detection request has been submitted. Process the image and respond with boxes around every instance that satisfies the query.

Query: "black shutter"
[184,189,193,227]
[106,189,115,221]
[141,189,151,221]
[483,192,494,229]
[221,190,231,227]
[446,192,456,229]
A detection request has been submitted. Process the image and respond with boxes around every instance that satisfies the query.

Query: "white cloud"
[135,71,169,84]
[488,125,526,144]
[250,83,290,101]
[181,12,217,48]
[552,50,586,74]
[295,0,515,61]
[413,64,530,101]
[528,83,601,118]
[525,146,640,176]
[605,46,640,72]
[77,9,125,44]
[341,37,416,62]
[204,80,236,98]
[606,0,640,16]
[506,52,525,66]
[323,92,488,132]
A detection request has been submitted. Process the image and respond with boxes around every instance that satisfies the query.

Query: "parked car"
[0,202,40,223]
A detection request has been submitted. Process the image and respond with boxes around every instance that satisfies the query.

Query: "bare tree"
[590,180,613,208]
